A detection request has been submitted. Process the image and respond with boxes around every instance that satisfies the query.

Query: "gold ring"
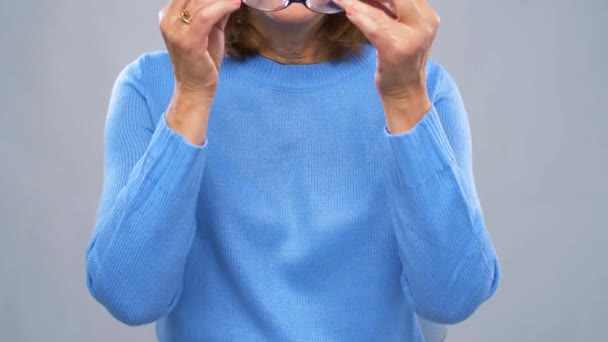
[178,10,192,24]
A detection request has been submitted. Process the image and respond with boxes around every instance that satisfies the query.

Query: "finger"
[160,0,193,20]
[187,0,214,11]
[360,0,398,19]
[189,0,241,36]
[218,13,231,30]
[413,0,440,26]
[334,0,401,50]
[181,0,215,26]
[208,13,232,51]
[413,0,434,15]
[207,13,232,56]
[391,0,423,23]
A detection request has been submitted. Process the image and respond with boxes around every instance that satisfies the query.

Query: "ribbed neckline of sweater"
[225,43,375,89]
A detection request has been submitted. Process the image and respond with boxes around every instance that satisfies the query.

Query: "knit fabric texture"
[85,43,500,341]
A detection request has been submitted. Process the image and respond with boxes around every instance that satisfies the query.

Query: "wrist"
[174,84,216,102]
[175,78,218,96]
[382,87,432,134]
[165,89,215,146]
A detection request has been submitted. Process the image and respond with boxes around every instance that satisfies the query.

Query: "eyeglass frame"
[242,0,345,15]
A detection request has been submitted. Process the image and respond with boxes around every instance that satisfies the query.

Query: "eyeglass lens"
[242,0,344,14]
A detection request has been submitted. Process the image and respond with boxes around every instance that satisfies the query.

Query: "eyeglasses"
[242,0,344,14]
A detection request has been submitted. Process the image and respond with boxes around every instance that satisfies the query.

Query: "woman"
[85,0,500,340]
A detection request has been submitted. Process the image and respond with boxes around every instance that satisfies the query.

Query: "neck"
[246,10,330,64]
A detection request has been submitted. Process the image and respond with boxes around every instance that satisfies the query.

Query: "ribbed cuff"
[140,113,209,195]
[384,106,456,188]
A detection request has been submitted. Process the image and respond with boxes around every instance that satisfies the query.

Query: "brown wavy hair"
[225,7,369,62]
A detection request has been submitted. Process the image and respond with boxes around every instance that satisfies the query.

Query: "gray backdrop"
[1,0,606,341]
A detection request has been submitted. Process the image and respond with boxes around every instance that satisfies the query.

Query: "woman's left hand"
[332,0,440,125]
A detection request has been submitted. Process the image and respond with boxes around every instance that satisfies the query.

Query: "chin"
[256,4,325,26]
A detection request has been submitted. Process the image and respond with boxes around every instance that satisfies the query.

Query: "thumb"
[218,13,231,31]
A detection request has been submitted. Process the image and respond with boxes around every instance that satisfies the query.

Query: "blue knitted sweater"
[85,43,500,341]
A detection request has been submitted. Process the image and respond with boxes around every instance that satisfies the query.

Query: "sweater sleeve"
[383,65,500,325]
[85,56,209,326]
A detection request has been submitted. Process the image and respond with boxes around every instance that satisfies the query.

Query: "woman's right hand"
[159,0,242,94]
[158,0,241,145]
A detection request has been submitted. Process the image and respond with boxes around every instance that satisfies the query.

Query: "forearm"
[390,168,499,324]
[86,115,208,325]
[165,87,215,146]
[382,85,432,134]
[385,106,499,324]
